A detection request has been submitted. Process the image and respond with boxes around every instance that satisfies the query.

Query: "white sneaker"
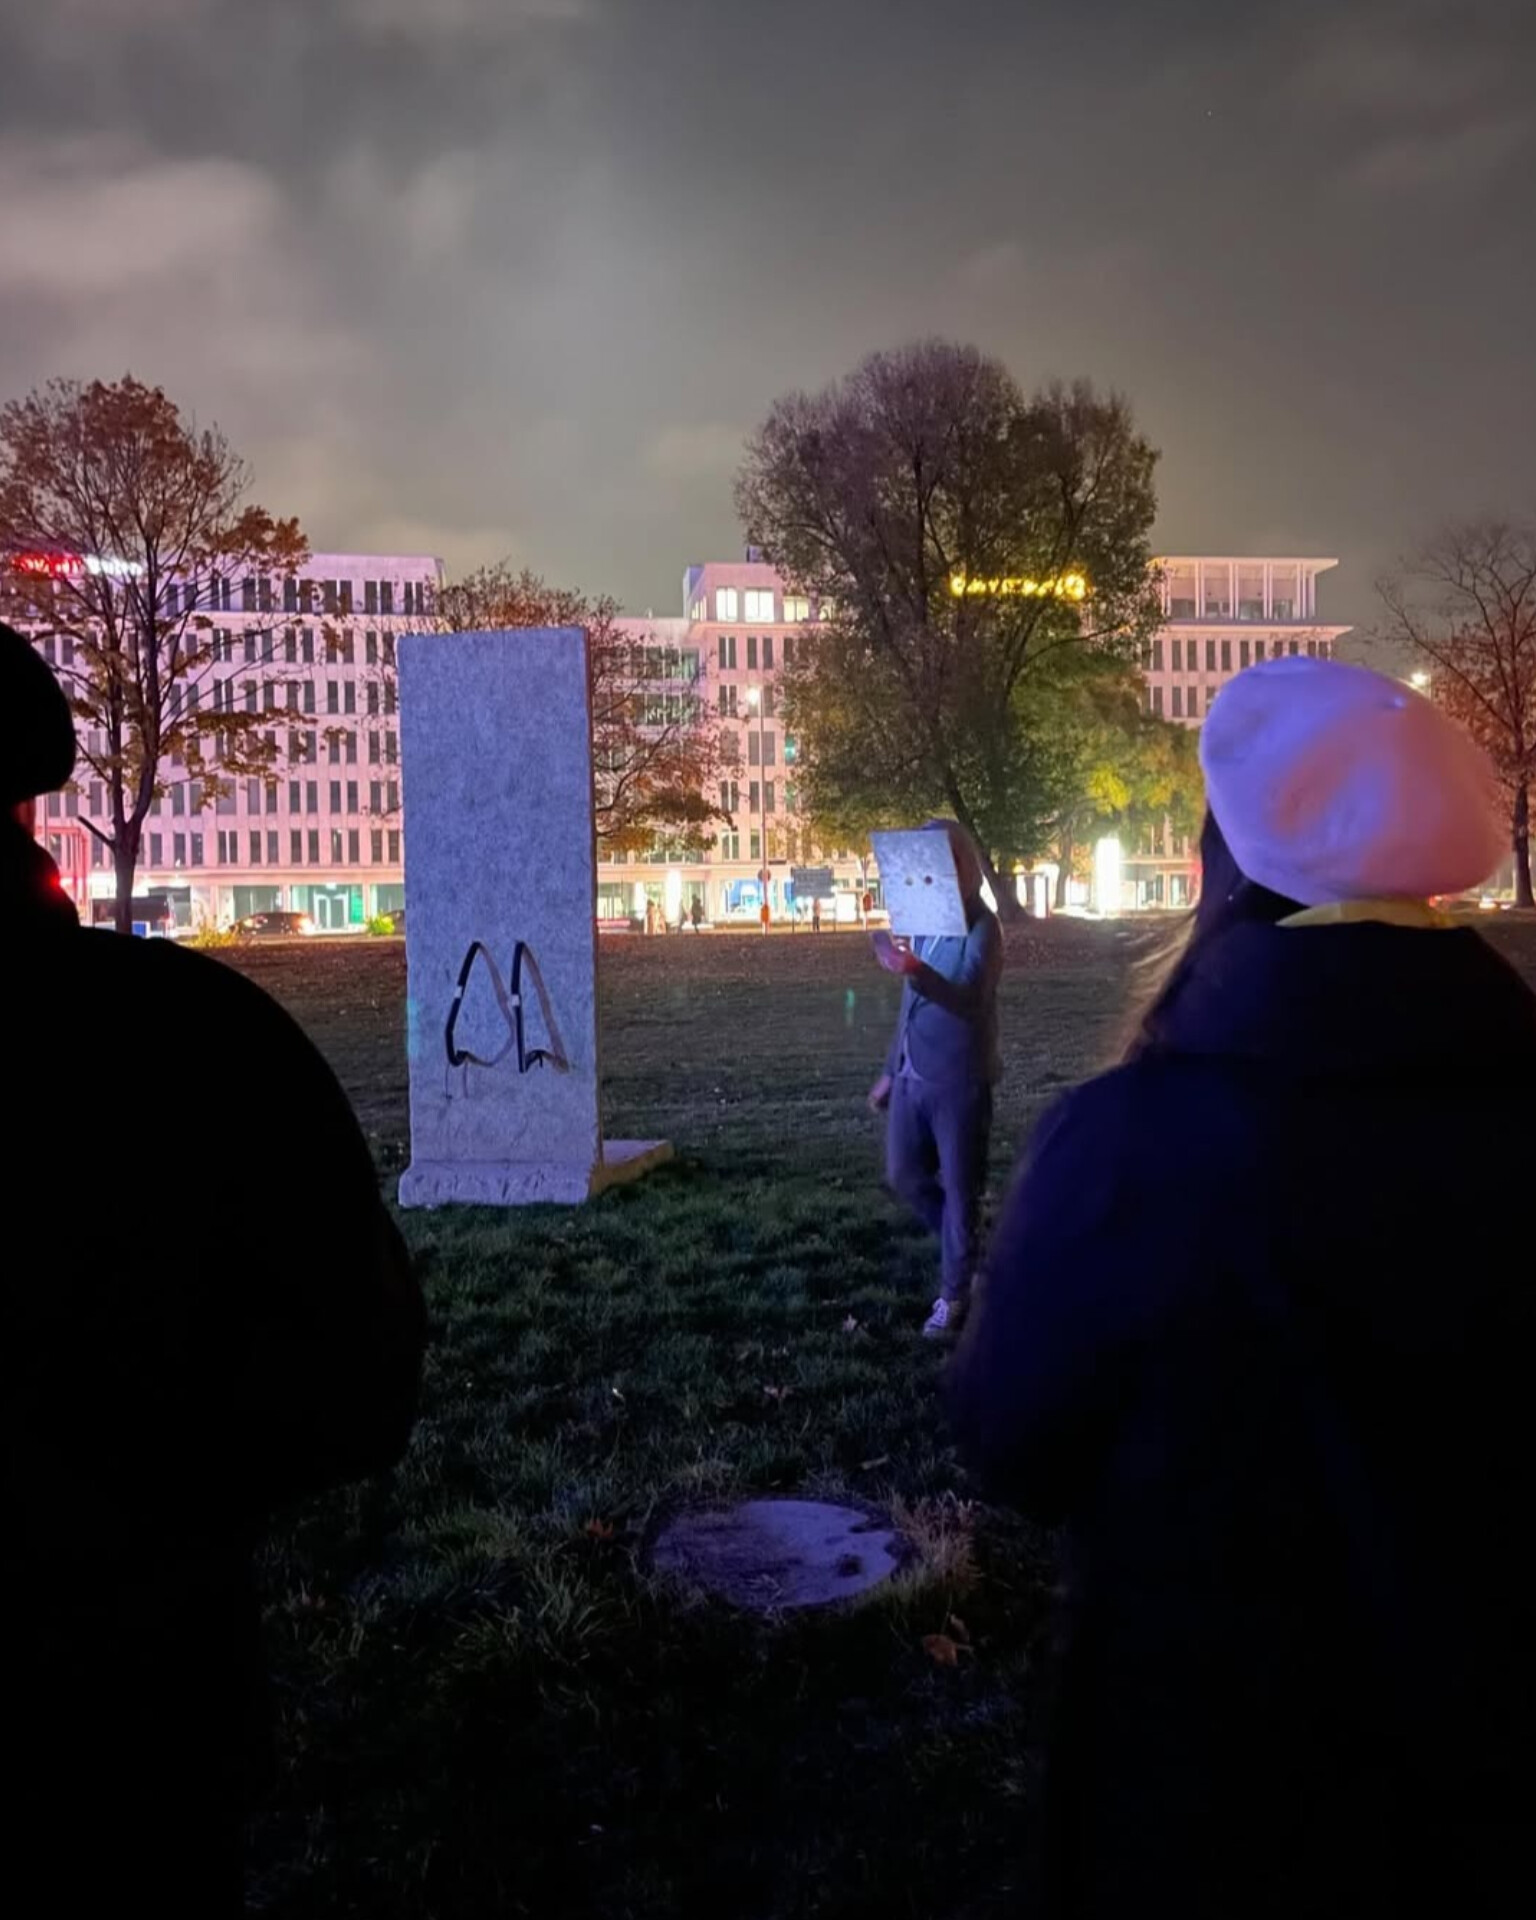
[923,1296,967,1340]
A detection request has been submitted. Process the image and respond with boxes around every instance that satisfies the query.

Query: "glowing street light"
[1409,670,1431,691]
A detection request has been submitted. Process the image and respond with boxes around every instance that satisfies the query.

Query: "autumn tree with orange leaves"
[436,563,722,857]
[0,376,305,932]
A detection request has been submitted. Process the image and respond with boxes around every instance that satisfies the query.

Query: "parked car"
[235,910,316,939]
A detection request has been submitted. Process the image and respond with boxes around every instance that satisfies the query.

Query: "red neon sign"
[11,550,144,580]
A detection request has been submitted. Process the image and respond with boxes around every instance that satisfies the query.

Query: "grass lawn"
[232,917,1536,1918]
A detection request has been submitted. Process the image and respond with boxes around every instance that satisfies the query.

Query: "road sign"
[790,865,836,898]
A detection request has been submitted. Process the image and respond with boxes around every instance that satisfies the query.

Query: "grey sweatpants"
[885,1072,993,1302]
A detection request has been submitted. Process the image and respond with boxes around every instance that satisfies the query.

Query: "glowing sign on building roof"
[11,550,145,580]
[948,571,1087,601]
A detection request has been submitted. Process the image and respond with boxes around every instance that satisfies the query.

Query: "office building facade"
[1128,557,1351,907]
[14,543,1350,926]
[12,550,442,930]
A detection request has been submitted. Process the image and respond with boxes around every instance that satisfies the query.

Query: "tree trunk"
[112,825,141,937]
[1054,843,1073,911]
[942,785,1023,921]
[978,847,1024,922]
[1515,780,1533,910]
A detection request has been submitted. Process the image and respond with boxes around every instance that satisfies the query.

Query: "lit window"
[716,587,739,621]
[744,589,775,622]
[783,595,809,623]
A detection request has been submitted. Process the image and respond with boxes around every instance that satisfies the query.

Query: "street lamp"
[1409,670,1431,691]
[747,683,767,931]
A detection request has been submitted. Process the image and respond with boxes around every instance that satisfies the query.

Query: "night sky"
[3,0,1532,627]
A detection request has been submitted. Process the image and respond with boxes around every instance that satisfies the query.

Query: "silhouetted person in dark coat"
[952,659,1535,1918]
[1,624,426,1914]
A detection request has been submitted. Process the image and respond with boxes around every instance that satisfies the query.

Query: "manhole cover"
[650,1498,905,1612]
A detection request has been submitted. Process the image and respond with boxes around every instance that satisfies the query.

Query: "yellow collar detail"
[1279,897,1457,930]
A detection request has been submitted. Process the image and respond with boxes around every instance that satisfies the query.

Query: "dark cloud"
[1,0,1532,624]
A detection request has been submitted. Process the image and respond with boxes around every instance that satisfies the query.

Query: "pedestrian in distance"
[869,818,1003,1338]
[690,894,704,932]
[951,657,1535,1919]
[1,624,427,1917]
[812,896,822,934]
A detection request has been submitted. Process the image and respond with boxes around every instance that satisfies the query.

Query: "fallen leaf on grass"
[762,1384,792,1402]
[841,1315,860,1334]
[947,1615,970,1643]
[859,1455,890,1472]
[922,1633,962,1668]
[584,1519,615,1541]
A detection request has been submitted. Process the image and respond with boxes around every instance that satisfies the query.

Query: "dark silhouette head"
[2,621,76,818]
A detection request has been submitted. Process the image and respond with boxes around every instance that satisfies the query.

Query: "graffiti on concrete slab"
[443,939,569,1088]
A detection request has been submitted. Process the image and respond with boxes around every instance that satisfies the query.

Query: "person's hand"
[868,1073,893,1113]
[871,930,920,977]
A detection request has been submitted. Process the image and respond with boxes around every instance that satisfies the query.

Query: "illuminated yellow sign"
[948,571,1088,601]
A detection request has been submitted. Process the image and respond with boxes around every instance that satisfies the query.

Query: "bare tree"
[0,376,305,931]
[1376,521,1535,907]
